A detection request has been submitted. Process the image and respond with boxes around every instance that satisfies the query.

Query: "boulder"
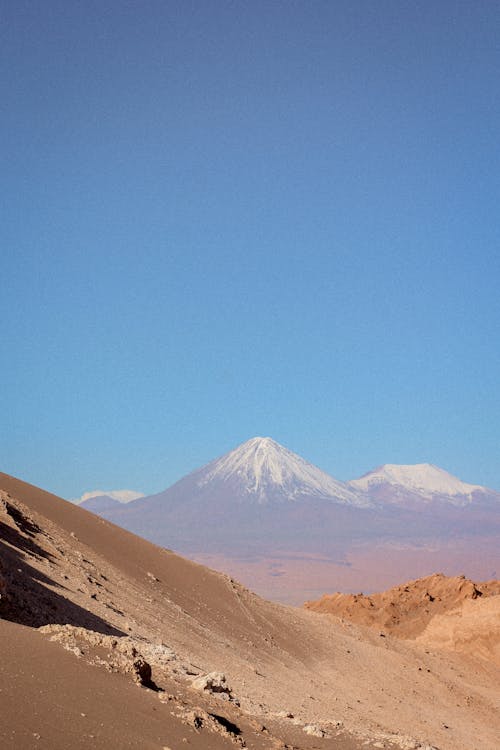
[303,724,326,738]
[130,657,153,687]
[191,671,233,700]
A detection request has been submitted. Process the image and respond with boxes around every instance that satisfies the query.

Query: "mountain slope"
[416,594,500,665]
[79,494,124,513]
[350,463,497,506]
[2,470,500,750]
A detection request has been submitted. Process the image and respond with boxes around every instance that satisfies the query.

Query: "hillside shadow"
[0,520,124,636]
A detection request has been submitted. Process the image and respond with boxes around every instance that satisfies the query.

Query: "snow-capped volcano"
[193,436,368,505]
[350,463,484,503]
[80,440,500,602]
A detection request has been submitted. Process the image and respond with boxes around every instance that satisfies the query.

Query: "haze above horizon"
[2,2,499,497]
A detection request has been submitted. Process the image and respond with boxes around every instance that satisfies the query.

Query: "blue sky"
[2,1,499,497]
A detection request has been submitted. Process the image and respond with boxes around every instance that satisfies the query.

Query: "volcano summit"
[182,436,368,505]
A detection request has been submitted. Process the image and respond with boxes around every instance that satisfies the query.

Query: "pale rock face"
[194,437,369,506]
[191,671,234,700]
[349,463,483,501]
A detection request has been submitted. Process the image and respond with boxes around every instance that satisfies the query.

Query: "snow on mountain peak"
[74,489,145,505]
[350,463,483,499]
[196,436,367,505]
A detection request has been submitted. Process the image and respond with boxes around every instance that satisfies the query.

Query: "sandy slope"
[1,471,499,750]
[0,619,249,750]
[416,595,500,666]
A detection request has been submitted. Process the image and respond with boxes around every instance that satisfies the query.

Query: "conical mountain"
[186,436,368,505]
[91,436,371,571]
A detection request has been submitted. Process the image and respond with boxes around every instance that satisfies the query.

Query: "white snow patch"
[73,489,145,505]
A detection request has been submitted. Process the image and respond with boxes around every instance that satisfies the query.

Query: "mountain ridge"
[349,462,486,502]
[72,437,499,512]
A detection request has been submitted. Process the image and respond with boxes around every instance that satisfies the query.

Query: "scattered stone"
[369,734,436,750]
[158,692,177,703]
[178,707,242,741]
[303,723,326,738]
[145,643,177,666]
[38,626,166,690]
[191,672,234,701]
[182,710,204,729]
[327,719,344,729]
[208,713,242,737]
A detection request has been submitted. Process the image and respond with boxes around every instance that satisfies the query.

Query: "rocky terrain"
[305,573,500,668]
[304,573,500,639]
[1,470,500,749]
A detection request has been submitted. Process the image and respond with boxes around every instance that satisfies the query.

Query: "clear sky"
[2,1,499,497]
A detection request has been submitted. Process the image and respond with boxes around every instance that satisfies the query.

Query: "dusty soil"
[416,594,500,666]
[1,471,499,750]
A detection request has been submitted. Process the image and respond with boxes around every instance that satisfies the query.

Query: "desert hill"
[305,573,500,662]
[1,470,500,749]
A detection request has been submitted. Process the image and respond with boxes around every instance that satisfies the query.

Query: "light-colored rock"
[372,733,436,750]
[303,723,326,737]
[398,739,419,750]
[191,671,233,700]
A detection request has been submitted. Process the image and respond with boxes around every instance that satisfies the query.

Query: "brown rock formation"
[305,572,500,639]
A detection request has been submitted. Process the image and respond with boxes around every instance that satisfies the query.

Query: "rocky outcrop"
[38,625,167,689]
[191,671,235,701]
[130,657,153,687]
[305,573,500,639]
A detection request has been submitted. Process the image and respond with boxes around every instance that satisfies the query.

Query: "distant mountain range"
[349,462,488,506]
[80,436,498,513]
[79,437,500,602]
